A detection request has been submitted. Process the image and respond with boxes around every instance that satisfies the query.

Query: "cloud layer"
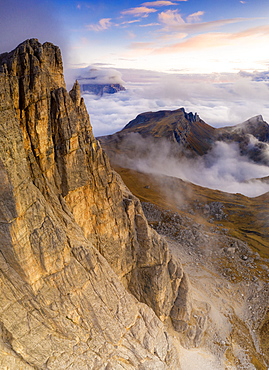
[76,67,269,138]
[73,66,269,197]
[112,134,269,197]
[73,66,125,85]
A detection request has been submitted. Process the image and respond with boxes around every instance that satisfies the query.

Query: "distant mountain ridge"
[217,115,269,164]
[80,82,126,96]
[99,108,269,165]
[122,108,215,156]
[76,68,126,96]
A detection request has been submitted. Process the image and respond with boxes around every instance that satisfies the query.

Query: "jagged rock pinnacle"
[69,79,82,107]
[0,39,190,369]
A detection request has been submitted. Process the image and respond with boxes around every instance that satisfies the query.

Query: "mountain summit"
[100,108,269,164]
[121,107,216,155]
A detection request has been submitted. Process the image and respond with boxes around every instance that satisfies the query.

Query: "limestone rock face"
[0,39,186,368]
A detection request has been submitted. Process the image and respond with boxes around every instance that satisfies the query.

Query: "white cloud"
[113,134,269,197]
[186,11,205,23]
[86,18,112,32]
[74,66,125,86]
[83,88,174,136]
[76,68,269,139]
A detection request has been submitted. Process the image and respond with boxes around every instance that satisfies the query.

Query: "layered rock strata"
[0,39,192,368]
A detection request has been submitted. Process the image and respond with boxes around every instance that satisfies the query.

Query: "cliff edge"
[0,39,197,368]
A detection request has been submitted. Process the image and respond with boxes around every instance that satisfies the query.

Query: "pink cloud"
[142,1,178,6]
[121,19,141,25]
[153,33,224,53]
[127,31,137,39]
[139,23,161,27]
[229,24,269,39]
[121,6,157,16]
[158,10,248,33]
[128,42,154,50]
[157,32,188,40]
[153,24,269,54]
[158,9,185,27]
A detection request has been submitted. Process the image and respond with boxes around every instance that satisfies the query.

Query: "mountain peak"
[243,114,266,126]
[0,38,65,112]
[124,108,200,130]
[101,107,215,156]
[219,114,269,144]
[183,110,200,123]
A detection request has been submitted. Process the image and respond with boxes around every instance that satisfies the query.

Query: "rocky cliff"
[0,39,199,368]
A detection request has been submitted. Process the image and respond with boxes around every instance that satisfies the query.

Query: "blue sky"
[1,0,269,73]
[67,0,269,73]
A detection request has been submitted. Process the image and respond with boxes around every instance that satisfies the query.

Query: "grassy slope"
[114,166,269,258]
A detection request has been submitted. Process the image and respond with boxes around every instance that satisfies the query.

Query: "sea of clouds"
[113,133,269,197]
[66,66,269,197]
[66,67,269,137]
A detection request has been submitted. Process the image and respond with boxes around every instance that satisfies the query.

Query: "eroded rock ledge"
[0,39,198,368]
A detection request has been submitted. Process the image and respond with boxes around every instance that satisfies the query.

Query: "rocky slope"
[98,107,269,367]
[101,108,216,157]
[0,39,201,369]
[109,167,269,369]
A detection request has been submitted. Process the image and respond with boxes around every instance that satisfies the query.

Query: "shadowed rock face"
[0,39,197,368]
[80,83,126,96]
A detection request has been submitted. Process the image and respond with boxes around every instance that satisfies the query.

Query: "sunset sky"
[1,0,269,138]
[69,0,269,73]
[1,0,269,73]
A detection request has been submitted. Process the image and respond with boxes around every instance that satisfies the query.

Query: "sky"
[1,0,269,74]
[68,0,269,74]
